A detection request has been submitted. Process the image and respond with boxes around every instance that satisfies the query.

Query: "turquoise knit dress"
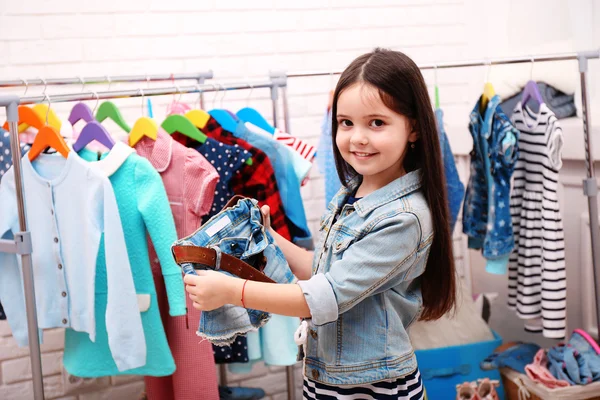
[63,143,186,377]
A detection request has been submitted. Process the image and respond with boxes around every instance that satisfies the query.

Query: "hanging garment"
[0,128,32,321]
[170,135,251,363]
[435,108,465,233]
[245,123,313,185]
[134,128,220,400]
[316,109,341,206]
[63,142,186,377]
[508,102,566,339]
[0,151,145,371]
[462,95,519,274]
[500,82,576,120]
[176,116,292,241]
[273,129,316,163]
[235,122,313,249]
[269,127,314,184]
[175,135,250,222]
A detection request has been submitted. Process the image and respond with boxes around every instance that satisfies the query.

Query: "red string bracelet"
[241,279,249,308]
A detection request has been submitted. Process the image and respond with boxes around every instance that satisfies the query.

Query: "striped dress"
[303,368,424,400]
[507,102,566,339]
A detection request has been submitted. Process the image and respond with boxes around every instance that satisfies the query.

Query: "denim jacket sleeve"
[298,212,422,326]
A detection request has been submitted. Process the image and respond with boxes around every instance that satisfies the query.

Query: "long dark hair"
[331,48,456,320]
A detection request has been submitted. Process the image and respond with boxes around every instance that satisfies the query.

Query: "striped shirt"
[507,102,566,339]
[303,368,424,400]
[274,129,316,162]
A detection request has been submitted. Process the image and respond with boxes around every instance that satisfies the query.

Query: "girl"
[184,48,457,400]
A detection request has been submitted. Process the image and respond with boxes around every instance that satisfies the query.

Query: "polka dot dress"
[0,129,31,178]
[213,336,249,364]
[0,128,31,321]
[195,137,250,222]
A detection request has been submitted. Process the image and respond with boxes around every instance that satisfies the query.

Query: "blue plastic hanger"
[208,109,239,133]
[236,107,275,134]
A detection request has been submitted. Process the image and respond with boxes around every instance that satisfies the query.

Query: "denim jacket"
[298,169,433,385]
[435,108,465,233]
[462,95,519,274]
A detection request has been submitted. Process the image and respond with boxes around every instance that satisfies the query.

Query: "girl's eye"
[370,119,385,128]
[340,119,353,127]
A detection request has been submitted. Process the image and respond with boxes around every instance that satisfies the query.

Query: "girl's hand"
[184,271,239,311]
[260,205,271,230]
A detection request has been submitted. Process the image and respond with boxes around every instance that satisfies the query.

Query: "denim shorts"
[173,197,296,346]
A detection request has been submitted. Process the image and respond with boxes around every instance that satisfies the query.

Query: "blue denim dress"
[173,197,296,346]
[435,108,464,233]
[462,95,519,274]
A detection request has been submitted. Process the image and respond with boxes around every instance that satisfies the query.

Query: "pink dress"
[135,128,220,400]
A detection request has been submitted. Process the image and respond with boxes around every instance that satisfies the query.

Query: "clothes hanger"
[235,79,276,134]
[208,84,240,133]
[28,94,70,161]
[129,89,158,147]
[161,85,207,144]
[480,60,495,115]
[68,77,94,126]
[69,103,95,125]
[15,78,62,133]
[236,107,275,134]
[2,105,45,131]
[30,104,62,132]
[162,115,207,144]
[521,57,544,109]
[95,76,132,133]
[3,79,44,131]
[72,92,115,152]
[185,86,212,129]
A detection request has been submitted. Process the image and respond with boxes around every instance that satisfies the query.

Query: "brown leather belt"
[172,245,275,284]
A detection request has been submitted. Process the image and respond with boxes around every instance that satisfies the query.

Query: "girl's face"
[336,83,418,192]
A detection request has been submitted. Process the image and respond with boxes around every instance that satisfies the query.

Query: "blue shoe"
[219,386,266,400]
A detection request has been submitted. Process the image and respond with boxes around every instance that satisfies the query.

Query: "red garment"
[135,129,220,400]
[173,117,292,240]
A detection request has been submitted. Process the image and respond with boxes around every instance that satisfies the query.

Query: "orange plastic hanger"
[28,125,71,161]
[18,104,62,133]
[2,105,44,131]
[28,96,70,161]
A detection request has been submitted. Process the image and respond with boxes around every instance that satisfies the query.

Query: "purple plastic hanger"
[521,80,544,108]
[72,121,115,152]
[68,102,95,126]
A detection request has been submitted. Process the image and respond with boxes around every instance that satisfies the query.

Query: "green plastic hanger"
[163,114,253,166]
[161,114,207,144]
[96,101,131,133]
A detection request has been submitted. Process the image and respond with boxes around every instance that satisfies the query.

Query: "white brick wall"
[0,0,593,399]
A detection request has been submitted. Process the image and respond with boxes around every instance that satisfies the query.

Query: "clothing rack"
[0,75,294,400]
[274,48,600,341]
[0,71,214,108]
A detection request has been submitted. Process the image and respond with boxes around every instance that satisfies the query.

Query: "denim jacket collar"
[470,94,502,140]
[329,169,423,218]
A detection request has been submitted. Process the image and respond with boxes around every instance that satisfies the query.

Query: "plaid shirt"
[173,118,292,241]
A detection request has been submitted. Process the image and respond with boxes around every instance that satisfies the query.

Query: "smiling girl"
[184,48,457,399]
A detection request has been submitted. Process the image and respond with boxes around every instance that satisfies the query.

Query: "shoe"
[476,378,500,400]
[219,386,266,400]
[456,382,480,400]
